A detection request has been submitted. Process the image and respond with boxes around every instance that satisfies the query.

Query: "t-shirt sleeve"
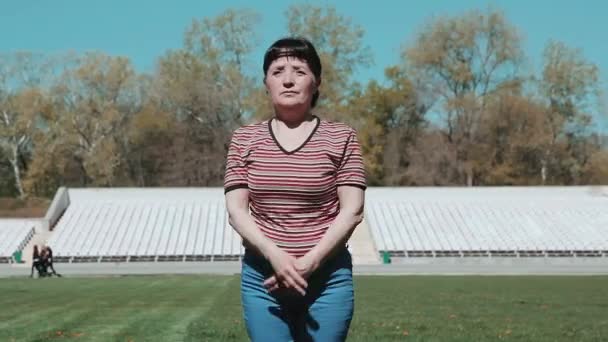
[336,128,367,190]
[224,129,249,194]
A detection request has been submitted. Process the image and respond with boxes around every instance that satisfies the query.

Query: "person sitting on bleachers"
[30,245,42,278]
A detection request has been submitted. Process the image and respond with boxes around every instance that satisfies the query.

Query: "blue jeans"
[241,248,354,341]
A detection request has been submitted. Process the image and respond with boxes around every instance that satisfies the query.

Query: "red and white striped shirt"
[224,116,366,257]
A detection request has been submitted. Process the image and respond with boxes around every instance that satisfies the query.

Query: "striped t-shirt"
[224,115,367,257]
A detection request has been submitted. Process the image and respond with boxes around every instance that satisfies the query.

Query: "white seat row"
[0,220,35,258]
[47,200,242,258]
[365,187,608,255]
[43,186,608,260]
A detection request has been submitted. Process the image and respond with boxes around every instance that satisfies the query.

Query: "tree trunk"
[541,151,548,185]
[10,144,25,198]
[541,161,547,185]
[466,173,473,187]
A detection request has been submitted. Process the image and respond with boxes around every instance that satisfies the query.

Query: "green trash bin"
[12,250,23,263]
[382,251,391,264]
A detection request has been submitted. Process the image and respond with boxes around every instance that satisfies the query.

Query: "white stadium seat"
[42,186,608,262]
[0,220,35,262]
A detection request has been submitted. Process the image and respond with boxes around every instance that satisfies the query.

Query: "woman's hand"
[264,253,320,294]
[294,253,320,280]
[264,247,308,296]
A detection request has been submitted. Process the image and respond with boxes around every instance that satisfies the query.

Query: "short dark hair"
[263,37,322,108]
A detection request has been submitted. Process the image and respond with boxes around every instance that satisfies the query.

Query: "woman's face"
[265,56,318,112]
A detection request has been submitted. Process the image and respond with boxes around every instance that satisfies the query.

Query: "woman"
[30,245,41,278]
[225,37,366,341]
[42,246,61,277]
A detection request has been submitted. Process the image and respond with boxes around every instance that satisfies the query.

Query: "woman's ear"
[263,77,269,94]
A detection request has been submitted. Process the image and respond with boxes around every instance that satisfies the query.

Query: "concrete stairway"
[19,229,53,266]
[348,220,380,265]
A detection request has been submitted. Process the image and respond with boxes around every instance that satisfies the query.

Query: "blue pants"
[241,248,354,341]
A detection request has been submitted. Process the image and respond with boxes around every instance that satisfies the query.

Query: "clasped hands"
[263,248,320,296]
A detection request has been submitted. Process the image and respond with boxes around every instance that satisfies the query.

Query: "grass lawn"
[0,275,607,341]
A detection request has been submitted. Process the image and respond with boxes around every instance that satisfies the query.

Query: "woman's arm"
[304,185,365,268]
[226,188,308,295]
[264,186,364,292]
[225,188,275,258]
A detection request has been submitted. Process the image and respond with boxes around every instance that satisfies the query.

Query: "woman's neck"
[273,108,315,129]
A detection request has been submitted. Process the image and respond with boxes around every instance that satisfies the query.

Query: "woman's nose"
[282,72,295,87]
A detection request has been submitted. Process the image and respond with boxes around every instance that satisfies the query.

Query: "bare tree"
[0,52,53,198]
[538,40,600,184]
[404,9,523,185]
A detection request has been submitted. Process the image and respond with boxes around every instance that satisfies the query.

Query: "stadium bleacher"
[47,188,242,262]
[33,186,608,263]
[0,220,36,263]
[365,187,608,258]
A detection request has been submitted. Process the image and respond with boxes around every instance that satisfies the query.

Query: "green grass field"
[1,275,607,341]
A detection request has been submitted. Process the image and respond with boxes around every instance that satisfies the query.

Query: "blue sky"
[1,0,607,130]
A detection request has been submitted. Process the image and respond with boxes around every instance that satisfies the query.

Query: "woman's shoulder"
[231,120,269,139]
[317,117,358,136]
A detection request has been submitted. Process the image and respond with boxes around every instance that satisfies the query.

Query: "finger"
[283,275,306,296]
[282,267,308,294]
[288,268,308,289]
[264,275,277,288]
[268,278,288,293]
[268,283,280,292]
